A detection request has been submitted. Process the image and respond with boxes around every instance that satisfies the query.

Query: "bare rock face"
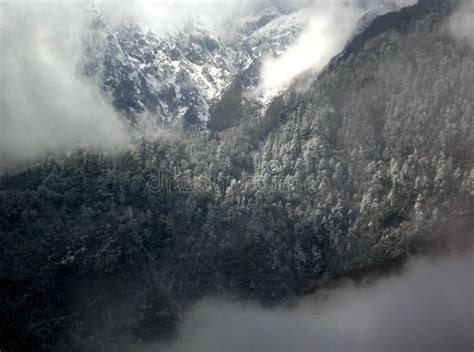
[83,3,309,132]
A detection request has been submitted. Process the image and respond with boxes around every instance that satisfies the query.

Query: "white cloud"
[255,0,418,96]
[0,1,129,166]
[94,0,253,35]
[448,0,474,48]
[145,250,474,352]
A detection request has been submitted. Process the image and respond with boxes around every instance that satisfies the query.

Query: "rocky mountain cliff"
[83,2,309,131]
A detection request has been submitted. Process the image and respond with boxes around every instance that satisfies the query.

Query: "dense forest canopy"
[0,0,473,351]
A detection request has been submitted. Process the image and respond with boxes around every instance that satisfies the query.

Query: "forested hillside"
[1,0,473,351]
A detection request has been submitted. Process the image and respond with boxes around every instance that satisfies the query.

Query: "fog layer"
[0,2,128,166]
[149,250,473,352]
[448,0,474,48]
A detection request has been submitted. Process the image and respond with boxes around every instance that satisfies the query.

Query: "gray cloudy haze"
[448,0,474,48]
[146,249,474,352]
[0,1,129,166]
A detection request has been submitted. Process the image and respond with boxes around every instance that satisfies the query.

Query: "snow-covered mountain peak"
[82,2,309,131]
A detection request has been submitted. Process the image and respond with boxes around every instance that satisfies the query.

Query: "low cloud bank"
[148,249,473,352]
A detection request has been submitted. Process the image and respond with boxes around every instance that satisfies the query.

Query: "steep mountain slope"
[242,0,473,275]
[208,9,309,131]
[83,4,309,131]
[84,19,237,130]
[1,1,473,351]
